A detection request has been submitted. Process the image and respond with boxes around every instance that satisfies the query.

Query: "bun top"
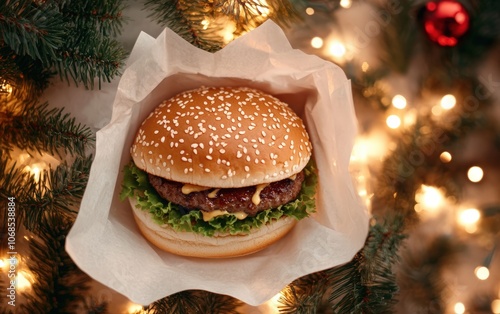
[131,86,312,188]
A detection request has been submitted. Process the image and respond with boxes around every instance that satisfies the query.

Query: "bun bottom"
[129,197,297,258]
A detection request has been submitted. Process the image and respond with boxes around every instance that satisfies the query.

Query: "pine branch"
[53,0,128,88]
[396,235,463,313]
[143,290,243,314]
[0,46,53,100]
[0,101,94,158]
[59,0,127,37]
[376,0,417,74]
[56,28,127,89]
[144,0,303,52]
[20,214,93,314]
[327,215,406,314]
[0,0,66,64]
[21,155,93,232]
[144,0,224,52]
[279,272,331,314]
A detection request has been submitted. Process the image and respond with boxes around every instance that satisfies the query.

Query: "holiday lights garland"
[1,0,500,313]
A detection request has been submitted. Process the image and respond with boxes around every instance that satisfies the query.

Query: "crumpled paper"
[66,20,369,306]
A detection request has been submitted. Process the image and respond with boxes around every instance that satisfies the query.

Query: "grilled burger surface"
[121,86,316,258]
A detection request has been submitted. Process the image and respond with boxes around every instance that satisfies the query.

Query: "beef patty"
[148,171,305,217]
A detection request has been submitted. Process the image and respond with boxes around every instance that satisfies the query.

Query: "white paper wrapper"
[66,20,369,306]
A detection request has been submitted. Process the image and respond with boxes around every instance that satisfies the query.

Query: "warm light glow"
[454,302,465,314]
[17,270,34,291]
[262,292,283,313]
[467,166,484,182]
[458,208,480,233]
[0,80,13,94]
[441,94,456,110]
[415,185,444,211]
[361,61,369,72]
[475,266,490,280]
[311,37,323,49]
[127,303,144,313]
[440,151,452,163]
[201,19,209,30]
[386,115,401,129]
[340,0,352,8]
[328,41,346,58]
[0,259,5,269]
[251,0,270,17]
[305,7,315,15]
[392,95,407,109]
[24,164,43,183]
[492,299,500,314]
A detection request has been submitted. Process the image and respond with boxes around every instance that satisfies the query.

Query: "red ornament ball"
[422,0,470,47]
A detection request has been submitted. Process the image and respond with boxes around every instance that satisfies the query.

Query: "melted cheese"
[181,184,211,194]
[252,183,269,205]
[202,210,248,222]
[207,188,220,198]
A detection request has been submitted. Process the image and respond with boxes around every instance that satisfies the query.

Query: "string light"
[467,166,483,182]
[414,185,444,212]
[361,61,369,72]
[440,94,456,110]
[457,208,480,233]
[0,79,13,94]
[340,0,352,8]
[454,302,465,314]
[262,292,283,314]
[328,41,346,59]
[311,37,323,49]
[491,299,500,314]
[17,270,35,292]
[392,95,407,109]
[127,303,144,313]
[440,151,452,163]
[305,7,315,15]
[24,164,45,183]
[386,115,401,129]
[474,266,490,280]
[201,19,209,30]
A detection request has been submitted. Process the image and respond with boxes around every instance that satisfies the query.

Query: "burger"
[120,86,317,258]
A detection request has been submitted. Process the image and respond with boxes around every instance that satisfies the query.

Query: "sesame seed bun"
[129,197,298,258]
[131,86,312,188]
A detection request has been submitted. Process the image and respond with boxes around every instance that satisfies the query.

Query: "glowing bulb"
[361,61,369,72]
[17,270,34,291]
[340,0,352,8]
[0,259,5,269]
[415,185,444,210]
[311,37,323,49]
[491,299,500,314]
[440,151,452,163]
[0,80,13,94]
[454,302,465,314]
[386,115,401,129]
[467,166,483,182]
[262,292,283,314]
[475,266,490,280]
[328,41,346,58]
[201,19,209,30]
[305,7,315,15]
[127,303,143,313]
[458,208,480,232]
[392,95,407,109]
[441,94,456,110]
[24,165,42,183]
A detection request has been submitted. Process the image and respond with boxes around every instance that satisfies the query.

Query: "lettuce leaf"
[120,161,317,237]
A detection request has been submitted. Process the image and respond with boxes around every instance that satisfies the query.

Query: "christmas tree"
[1,0,500,313]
